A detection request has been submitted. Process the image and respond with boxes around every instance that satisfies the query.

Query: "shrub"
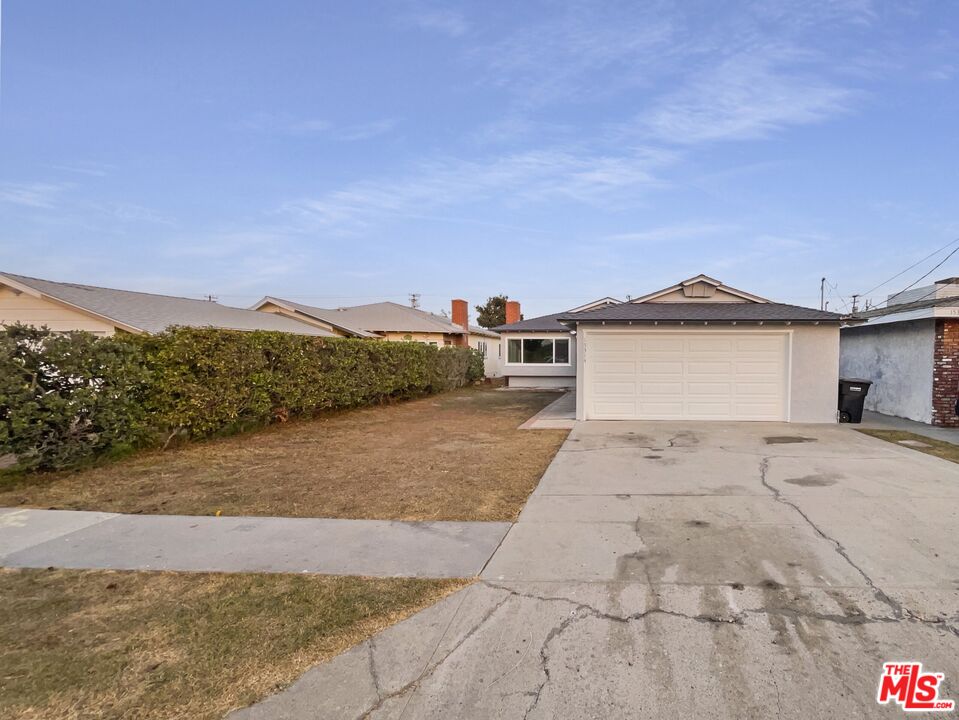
[0,325,150,470]
[0,325,481,470]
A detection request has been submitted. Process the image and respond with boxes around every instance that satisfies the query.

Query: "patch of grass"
[856,429,959,464]
[0,386,568,521]
[0,568,467,720]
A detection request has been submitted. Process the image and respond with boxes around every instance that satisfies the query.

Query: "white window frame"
[505,336,571,366]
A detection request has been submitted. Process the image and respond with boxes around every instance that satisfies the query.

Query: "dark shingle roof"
[558,302,843,323]
[491,312,570,333]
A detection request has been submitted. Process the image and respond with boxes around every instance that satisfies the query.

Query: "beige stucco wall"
[0,286,117,335]
[788,324,840,423]
[379,331,457,345]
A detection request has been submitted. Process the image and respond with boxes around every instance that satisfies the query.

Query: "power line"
[871,244,959,310]
[858,236,959,300]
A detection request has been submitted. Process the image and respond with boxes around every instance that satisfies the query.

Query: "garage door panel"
[587,332,787,421]
[594,360,636,374]
[736,381,780,395]
[735,337,782,352]
[593,381,638,395]
[639,338,685,353]
[687,361,733,375]
[688,338,733,352]
[687,382,734,395]
[736,361,780,375]
[639,360,684,375]
[637,401,685,417]
[640,381,683,395]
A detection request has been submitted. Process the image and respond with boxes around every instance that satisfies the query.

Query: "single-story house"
[495,274,845,422]
[0,273,334,336]
[252,296,502,377]
[840,277,959,427]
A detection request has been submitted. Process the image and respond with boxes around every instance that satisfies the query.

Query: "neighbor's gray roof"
[256,297,382,338]
[854,294,959,319]
[260,298,468,336]
[1,273,335,336]
[558,302,844,323]
[469,324,500,338]
[492,312,571,333]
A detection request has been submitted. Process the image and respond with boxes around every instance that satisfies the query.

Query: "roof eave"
[0,274,146,335]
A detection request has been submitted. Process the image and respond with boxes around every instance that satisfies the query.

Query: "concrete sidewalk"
[861,409,959,445]
[0,508,510,578]
[519,392,575,430]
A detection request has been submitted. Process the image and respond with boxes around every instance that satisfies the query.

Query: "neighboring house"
[840,277,959,427]
[496,274,845,423]
[0,273,334,336]
[253,296,502,376]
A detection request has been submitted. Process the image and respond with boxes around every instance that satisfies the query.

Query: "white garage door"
[586,332,788,421]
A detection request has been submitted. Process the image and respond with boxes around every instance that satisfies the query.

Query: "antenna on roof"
[409,293,420,309]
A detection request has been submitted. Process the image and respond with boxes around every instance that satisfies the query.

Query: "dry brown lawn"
[0,386,568,521]
[0,567,466,720]
[856,428,959,464]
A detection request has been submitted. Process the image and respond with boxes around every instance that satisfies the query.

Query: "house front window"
[506,337,570,365]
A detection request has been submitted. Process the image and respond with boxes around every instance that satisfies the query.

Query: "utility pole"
[851,294,860,314]
[820,277,826,311]
[409,293,420,309]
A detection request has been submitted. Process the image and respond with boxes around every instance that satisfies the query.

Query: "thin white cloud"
[400,7,469,37]
[0,182,67,208]
[602,222,739,244]
[281,146,671,231]
[240,112,331,135]
[51,162,113,178]
[240,112,395,141]
[639,51,857,145]
[335,119,397,141]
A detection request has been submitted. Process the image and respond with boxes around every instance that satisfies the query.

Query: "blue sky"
[1,1,957,318]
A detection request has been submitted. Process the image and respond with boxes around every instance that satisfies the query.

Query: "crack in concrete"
[483,581,745,626]
[523,610,582,719]
[362,592,513,719]
[758,455,959,639]
[367,639,382,701]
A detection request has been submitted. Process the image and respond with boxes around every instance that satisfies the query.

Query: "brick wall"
[932,319,959,427]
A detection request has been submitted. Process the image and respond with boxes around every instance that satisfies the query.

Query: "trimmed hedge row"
[0,325,484,470]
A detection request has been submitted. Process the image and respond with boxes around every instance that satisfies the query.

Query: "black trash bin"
[838,378,872,423]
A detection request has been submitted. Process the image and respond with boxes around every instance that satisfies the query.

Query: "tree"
[474,295,509,328]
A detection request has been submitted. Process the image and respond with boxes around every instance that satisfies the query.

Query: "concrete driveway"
[232,422,959,719]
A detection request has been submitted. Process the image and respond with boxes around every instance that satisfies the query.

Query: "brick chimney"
[505,300,521,325]
[451,298,469,346]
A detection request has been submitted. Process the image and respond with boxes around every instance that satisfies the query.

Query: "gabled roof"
[0,273,334,336]
[492,311,570,333]
[493,295,633,333]
[469,324,500,338]
[559,302,843,323]
[630,274,770,304]
[567,296,623,312]
[252,296,381,338]
[255,298,467,336]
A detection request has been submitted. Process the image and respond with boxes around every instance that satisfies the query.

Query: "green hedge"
[0,325,484,471]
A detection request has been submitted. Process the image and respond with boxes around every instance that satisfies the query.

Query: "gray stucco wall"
[839,320,935,423]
